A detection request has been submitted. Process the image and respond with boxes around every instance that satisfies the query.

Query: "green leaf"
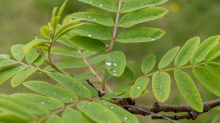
[88,54,107,65]
[0,95,49,115]
[211,115,220,123]
[41,26,50,39]
[205,43,220,62]
[47,115,65,123]
[192,66,220,97]
[74,72,94,80]
[121,0,168,13]
[116,27,165,43]
[73,23,112,40]
[141,54,156,74]
[114,83,132,96]
[0,60,18,68]
[51,47,82,58]
[191,35,220,64]
[34,55,45,67]
[57,0,68,16]
[103,90,148,99]
[52,7,58,20]
[174,36,200,67]
[82,50,97,57]
[23,81,78,103]
[0,66,27,85]
[127,60,134,65]
[122,66,135,81]
[130,77,150,98]
[205,63,220,80]
[51,16,60,30]
[70,12,114,26]
[68,36,107,52]
[44,61,87,71]
[11,44,25,61]
[158,46,180,70]
[78,0,117,12]
[0,113,28,123]
[48,73,91,98]
[105,51,126,77]
[77,80,98,97]
[11,68,37,88]
[152,71,170,102]
[96,65,105,74]
[77,101,121,123]
[62,16,73,24]
[57,35,77,48]
[62,107,93,123]
[25,49,40,64]
[11,93,64,110]
[95,100,139,123]
[119,8,168,28]
[0,54,10,60]
[174,69,203,112]
[0,99,37,120]
[23,39,50,53]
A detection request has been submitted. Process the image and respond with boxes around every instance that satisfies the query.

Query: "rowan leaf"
[46,115,65,123]
[11,68,37,88]
[11,44,25,61]
[74,72,94,80]
[205,43,220,62]
[174,36,200,67]
[105,51,126,77]
[25,49,40,64]
[121,0,168,13]
[44,61,87,71]
[82,50,97,57]
[88,54,107,65]
[158,46,180,70]
[118,8,168,28]
[0,60,18,68]
[51,16,60,30]
[34,55,45,67]
[0,113,28,123]
[122,66,135,81]
[41,26,50,39]
[51,47,82,58]
[77,80,98,97]
[114,83,132,96]
[130,77,150,98]
[205,63,220,80]
[191,35,219,64]
[70,12,114,26]
[103,90,148,99]
[57,0,68,16]
[77,101,121,123]
[57,35,77,48]
[192,66,220,97]
[116,27,165,43]
[48,73,91,98]
[152,71,170,102]
[23,39,50,53]
[0,54,10,60]
[174,69,203,112]
[141,54,156,74]
[211,115,220,123]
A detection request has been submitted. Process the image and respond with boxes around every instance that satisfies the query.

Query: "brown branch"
[123,98,220,121]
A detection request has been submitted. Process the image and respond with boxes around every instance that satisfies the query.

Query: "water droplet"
[113,73,116,75]
[82,105,84,107]
[159,93,161,94]
[53,92,56,95]
[111,107,113,109]
[70,98,72,100]
[63,98,65,99]
[88,110,90,112]
[106,62,111,66]
[93,18,96,20]
[151,37,155,40]
[89,103,91,105]
[137,87,140,89]
[104,103,107,105]
[88,16,90,18]
[114,63,117,66]
[196,58,198,61]
[125,117,127,120]
[99,4,103,7]
[41,102,44,104]
[113,70,116,72]
[39,84,40,86]
[105,109,107,111]
[88,34,91,37]
[90,1,92,3]
[109,121,111,123]
[49,100,51,102]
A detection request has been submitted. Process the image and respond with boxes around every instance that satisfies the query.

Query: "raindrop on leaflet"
[111,107,113,109]
[113,63,117,66]
[41,102,44,104]
[90,1,92,3]
[88,34,91,37]
[113,70,116,72]
[93,18,96,20]
[137,87,140,89]
[88,16,90,18]
[124,117,127,120]
[106,62,111,66]
[105,109,107,111]
[99,4,103,7]
[151,37,156,40]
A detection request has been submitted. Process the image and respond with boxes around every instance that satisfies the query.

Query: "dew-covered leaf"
[0,66,27,85]
[74,72,94,80]
[62,107,93,123]
[158,46,180,70]
[0,60,18,68]
[51,47,82,58]
[77,101,121,123]
[119,8,168,28]
[114,83,132,96]
[11,44,25,61]
[0,113,28,123]
[174,37,200,67]
[205,63,220,80]
[152,71,170,102]
[23,39,50,53]
[121,0,168,13]
[68,36,107,52]
[46,115,65,123]
[122,66,135,81]
[23,81,78,103]
[116,27,165,43]
[0,99,37,120]
[105,51,126,77]
[82,50,97,57]
[44,61,87,71]
[70,12,114,26]
[48,73,91,98]
[205,43,220,62]
[192,66,220,97]
[95,100,139,123]
[73,23,112,40]
[130,77,149,98]
[34,55,45,67]
[191,35,219,64]
[25,49,40,64]
[11,68,37,88]
[141,54,156,74]
[174,69,203,112]
[0,54,10,60]
[88,54,107,65]
[11,93,64,110]
[0,94,49,115]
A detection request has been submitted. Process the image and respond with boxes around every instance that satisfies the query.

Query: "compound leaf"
[205,43,220,62]
[152,71,170,102]
[174,69,203,112]
[11,44,25,61]
[130,77,150,98]
[141,54,156,74]
[51,47,82,58]
[46,115,65,123]
[44,61,87,71]
[116,27,165,43]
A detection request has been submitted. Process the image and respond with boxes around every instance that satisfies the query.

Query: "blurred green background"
[0,0,220,122]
